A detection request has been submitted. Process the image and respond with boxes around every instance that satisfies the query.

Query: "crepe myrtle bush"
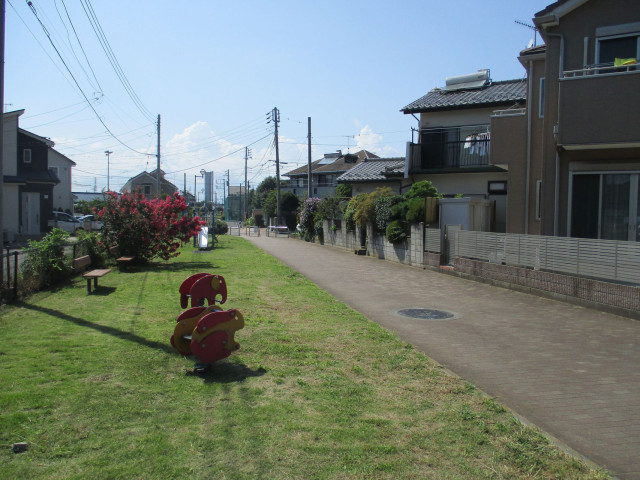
[97,191,205,262]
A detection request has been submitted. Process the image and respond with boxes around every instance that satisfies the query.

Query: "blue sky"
[6,0,551,197]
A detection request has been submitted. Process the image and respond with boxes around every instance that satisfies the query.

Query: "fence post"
[13,251,18,298]
[5,248,9,286]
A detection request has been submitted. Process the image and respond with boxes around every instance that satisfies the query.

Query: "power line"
[164,133,272,174]
[79,0,155,123]
[60,0,103,93]
[26,0,155,157]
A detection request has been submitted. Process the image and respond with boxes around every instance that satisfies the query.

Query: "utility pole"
[307,117,312,198]
[244,147,251,221]
[104,150,113,191]
[267,107,281,225]
[226,170,230,221]
[0,0,5,288]
[156,114,161,195]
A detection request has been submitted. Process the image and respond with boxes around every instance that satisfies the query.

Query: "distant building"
[120,169,178,198]
[283,150,379,198]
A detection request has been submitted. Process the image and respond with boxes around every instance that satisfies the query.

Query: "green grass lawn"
[0,237,608,479]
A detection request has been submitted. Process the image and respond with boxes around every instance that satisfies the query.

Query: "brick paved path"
[246,234,640,479]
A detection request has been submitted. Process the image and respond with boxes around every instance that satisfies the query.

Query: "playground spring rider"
[171,273,244,367]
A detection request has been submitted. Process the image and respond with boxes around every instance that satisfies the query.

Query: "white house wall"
[48,149,74,213]
[419,107,497,129]
[3,185,19,236]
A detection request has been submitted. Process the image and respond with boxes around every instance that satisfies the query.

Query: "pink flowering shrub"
[298,197,321,242]
[97,191,205,262]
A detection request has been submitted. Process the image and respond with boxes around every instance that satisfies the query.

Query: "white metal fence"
[424,228,442,253]
[450,230,640,285]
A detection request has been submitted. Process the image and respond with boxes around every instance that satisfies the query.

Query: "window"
[143,184,152,195]
[539,78,545,118]
[535,180,542,221]
[49,166,59,179]
[571,173,639,241]
[598,35,639,64]
[23,149,32,163]
[488,181,507,195]
[596,23,640,70]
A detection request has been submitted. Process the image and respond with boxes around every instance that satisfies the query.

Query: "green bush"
[406,197,426,224]
[335,183,352,198]
[21,228,72,289]
[386,220,408,244]
[214,218,228,235]
[375,195,402,232]
[404,180,439,199]
[343,193,368,231]
[75,230,107,268]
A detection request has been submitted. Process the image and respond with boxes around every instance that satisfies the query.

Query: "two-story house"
[121,169,178,198]
[3,110,60,238]
[536,0,640,241]
[48,148,76,214]
[492,0,640,241]
[402,70,527,232]
[283,150,379,199]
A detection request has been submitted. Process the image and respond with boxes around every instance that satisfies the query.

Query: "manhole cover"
[397,308,455,320]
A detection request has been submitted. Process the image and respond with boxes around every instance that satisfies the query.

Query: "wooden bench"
[73,255,111,293]
[108,246,135,271]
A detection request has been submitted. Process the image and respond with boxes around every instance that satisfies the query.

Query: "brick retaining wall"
[454,257,640,317]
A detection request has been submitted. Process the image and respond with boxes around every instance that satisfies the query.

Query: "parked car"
[77,214,104,231]
[48,211,83,234]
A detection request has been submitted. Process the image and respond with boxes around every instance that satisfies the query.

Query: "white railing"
[563,62,639,79]
[451,231,640,285]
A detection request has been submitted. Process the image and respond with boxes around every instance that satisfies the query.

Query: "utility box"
[439,197,493,232]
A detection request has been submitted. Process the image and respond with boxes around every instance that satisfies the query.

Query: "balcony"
[559,66,640,147]
[407,125,494,174]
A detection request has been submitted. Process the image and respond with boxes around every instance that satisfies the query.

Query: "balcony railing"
[407,126,491,173]
[564,61,638,78]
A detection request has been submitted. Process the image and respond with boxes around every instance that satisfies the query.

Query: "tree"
[253,176,277,209]
[263,190,277,220]
[97,191,205,263]
[281,191,300,230]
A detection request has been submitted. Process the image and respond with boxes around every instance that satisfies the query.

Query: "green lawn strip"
[0,236,608,479]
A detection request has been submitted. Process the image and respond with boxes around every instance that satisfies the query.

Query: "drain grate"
[397,308,454,320]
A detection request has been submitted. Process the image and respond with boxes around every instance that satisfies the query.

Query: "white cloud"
[354,125,401,158]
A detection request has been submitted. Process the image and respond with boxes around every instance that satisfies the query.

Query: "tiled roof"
[401,79,527,114]
[337,158,405,183]
[284,150,379,177]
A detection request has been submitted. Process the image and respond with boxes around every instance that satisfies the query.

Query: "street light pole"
[104,150,113,191]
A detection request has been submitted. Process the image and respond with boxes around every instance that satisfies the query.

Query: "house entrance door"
[21,192,40,235]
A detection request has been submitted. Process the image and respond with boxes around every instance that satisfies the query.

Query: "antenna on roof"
[515,20,538,47]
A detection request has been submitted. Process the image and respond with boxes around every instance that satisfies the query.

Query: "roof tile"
[402,79,527,113]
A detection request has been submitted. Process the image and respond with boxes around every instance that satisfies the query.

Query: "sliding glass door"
[571,173,639,241]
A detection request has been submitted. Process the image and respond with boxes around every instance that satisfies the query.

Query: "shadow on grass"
[186,360,267,384]
[88,286,117,296]
[17,301,176,355]
[142,261,221,272]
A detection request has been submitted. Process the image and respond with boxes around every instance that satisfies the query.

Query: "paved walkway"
[245,234,640,479]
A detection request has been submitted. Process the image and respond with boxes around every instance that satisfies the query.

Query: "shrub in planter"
[386,220,408,244]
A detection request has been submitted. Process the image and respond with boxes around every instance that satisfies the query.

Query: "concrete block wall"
[322,221,357,250]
